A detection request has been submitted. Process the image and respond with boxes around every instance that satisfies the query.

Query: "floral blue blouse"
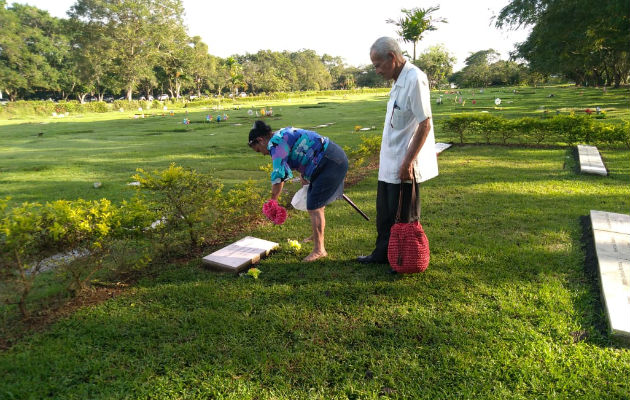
[267,127,329,184]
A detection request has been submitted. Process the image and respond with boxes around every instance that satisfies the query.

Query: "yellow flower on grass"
[288,239,301,252]
[354,125,362,132]
[247,268,261,279]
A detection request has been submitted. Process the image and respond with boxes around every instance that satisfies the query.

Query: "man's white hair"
[370,37,402,59]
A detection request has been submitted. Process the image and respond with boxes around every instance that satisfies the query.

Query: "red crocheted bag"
[387,179,430,273]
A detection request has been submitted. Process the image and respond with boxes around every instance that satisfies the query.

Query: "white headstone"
[435,142,452,154]
[202,236,279,273]
[578,145,607,176]
[590,210,630,343]
[591,210,630,235]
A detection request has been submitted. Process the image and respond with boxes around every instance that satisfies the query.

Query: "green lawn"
[0,85,627,205]
[1,87,630,398]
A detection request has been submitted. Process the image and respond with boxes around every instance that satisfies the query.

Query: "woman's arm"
[271,181,284,201]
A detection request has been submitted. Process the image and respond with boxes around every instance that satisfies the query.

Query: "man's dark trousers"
[370,180,421,262]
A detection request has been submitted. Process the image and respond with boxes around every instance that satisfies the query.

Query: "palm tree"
[386,6,447,62]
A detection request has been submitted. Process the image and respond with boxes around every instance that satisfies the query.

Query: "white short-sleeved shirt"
[378,62,438,184]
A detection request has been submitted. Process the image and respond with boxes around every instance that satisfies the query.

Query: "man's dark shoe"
[356,255,388,264]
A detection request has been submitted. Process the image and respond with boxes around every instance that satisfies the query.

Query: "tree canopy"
[496,0,630,87]
[386,6,447,61]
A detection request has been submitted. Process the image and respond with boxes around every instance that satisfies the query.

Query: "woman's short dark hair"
[248,120,272,146]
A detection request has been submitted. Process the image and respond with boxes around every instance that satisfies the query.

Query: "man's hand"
[398,161,414,181]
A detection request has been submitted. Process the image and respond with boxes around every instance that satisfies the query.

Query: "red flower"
[262,200,287,225]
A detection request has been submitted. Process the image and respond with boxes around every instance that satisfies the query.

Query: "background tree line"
[0,0,391,102]
[495,0,630,87]
[2,0,627,102]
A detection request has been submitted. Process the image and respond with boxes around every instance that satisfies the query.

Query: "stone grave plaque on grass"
[435,142,452,155]
[591,210,630,235]
[202,236,279,273]
[578,145,607,176]
[591,210,630,342]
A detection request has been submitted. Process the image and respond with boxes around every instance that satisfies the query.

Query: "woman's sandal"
[303,251,327,262]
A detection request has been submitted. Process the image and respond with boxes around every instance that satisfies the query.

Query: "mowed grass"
[1,145,629,399]
[0,85,628,205]
[1,86,630,398]
[0,93,388,205]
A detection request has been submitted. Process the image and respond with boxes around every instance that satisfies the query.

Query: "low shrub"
[442,113,629,147]
[132,163,225,253]
[346,134,382,168]
[0,199,47,318]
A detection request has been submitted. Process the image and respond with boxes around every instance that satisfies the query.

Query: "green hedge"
[1,88,391,117]
[442,113,630,148]
[0,165,265,318]
[0,100,116,117]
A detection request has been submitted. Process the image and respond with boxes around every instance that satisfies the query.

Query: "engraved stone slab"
[435,142,452,154]
[202,236,278,273]
[591,211,630,342]
[591,210,630,235]
[578,145,607,176]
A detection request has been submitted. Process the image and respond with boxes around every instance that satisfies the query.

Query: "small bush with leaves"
[103,197,156,279]
[133,163,223,252]
[0,199,47,318]
[39,199,118,295]
[346,134,382,168]
[442,113,476,144]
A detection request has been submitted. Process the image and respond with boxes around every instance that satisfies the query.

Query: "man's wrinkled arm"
[399,117,431,181]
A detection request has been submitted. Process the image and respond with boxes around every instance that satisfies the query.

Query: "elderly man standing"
[357,37,438,265]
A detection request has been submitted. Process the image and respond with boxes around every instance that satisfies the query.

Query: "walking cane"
[342,194,370,221]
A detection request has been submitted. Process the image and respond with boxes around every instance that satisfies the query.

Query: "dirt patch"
[345,157,379,187]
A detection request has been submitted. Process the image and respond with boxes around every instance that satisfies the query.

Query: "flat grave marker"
[578,145,607,176]
[202,236,279,273]
[591,210,630,235]
[435,142,453,155]
[590,210,630,343]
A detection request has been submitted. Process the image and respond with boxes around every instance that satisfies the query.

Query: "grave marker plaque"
[435,142,452,155]
[202,236,279,273]
[578,145,607,176]
[591,210,630,342]
[591,210,630,235]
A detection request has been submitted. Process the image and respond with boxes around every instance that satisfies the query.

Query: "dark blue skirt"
[307,140,348,210]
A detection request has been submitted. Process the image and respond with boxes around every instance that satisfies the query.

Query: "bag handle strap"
[395,173,418,223]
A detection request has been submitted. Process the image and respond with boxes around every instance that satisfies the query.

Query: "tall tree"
[414,45,456,89]
[496,0,630,87]
[291,50,332,91]
[386,6,447,61]
[187,37,217,97]
[69,0,188,100]
[0,1,65,100]
[450,49,501,87]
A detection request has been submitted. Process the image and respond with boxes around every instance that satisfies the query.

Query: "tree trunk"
[127,87,133,101]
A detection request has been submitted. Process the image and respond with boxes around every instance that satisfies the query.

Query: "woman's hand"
[271,181,284,201]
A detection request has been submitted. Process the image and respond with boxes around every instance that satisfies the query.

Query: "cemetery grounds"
[0,86,629,399]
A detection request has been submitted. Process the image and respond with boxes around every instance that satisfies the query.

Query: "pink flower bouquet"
[262,199,287,225]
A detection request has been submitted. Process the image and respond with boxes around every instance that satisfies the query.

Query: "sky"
[12,0,531,72]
